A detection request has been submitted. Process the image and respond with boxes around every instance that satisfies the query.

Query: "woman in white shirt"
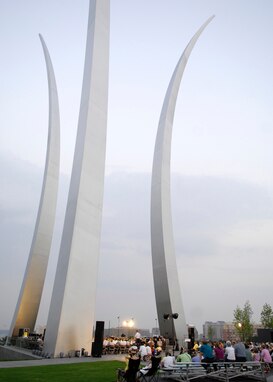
[225,341,236,361]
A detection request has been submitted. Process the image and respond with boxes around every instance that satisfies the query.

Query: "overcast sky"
[1,0,273,334]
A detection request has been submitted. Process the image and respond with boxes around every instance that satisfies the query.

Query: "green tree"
[233,300,254,341]
[261,303,273,328]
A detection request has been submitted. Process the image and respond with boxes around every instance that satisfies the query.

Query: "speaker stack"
[91,321,104,357]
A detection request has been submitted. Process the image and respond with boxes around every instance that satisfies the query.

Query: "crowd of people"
[117,331,273,381]
[193,339,273,365]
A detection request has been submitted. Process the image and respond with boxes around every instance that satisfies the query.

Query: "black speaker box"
[189,327,195,340]
[91,321,104,357]
[18,328,24,337]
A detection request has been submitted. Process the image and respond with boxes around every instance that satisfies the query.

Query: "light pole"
[117,316,120,337]
[155,318,158,335]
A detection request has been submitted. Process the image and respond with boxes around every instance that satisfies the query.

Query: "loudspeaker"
[188,327,195,350]
[18,328,24,337]
[189,327,195,340]
[91,321,104,357]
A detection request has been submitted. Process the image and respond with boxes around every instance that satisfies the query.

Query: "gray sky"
[1,0,273,334]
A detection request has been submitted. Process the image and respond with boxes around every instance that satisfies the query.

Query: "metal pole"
[172,317,175,355]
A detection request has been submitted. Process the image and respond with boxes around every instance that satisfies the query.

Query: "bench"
[160,362,206,381]
[206,361,267,381]
[159,361,267,381]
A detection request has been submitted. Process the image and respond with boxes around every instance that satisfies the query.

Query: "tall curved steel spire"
[9,34,60,337]
[151,16,214,346]
[44,0,110,357]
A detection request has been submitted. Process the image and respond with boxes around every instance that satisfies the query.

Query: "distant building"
[151,327,160,336]
[203,321,225,340]
[222,322,237,341]
[206,322,263,341]
[222,322,263,341]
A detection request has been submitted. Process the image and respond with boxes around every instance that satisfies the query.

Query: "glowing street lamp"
[123,318,134,337]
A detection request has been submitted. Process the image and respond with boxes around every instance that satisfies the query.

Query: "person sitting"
[138,347,162,378]
[251,347,261,362]
[245,343,253,361]
[192,341,200,352]
[191,351,201,363]
[234,340,246,362]
[176,347,192,362]
[139,341,148,361]
[199,339,214,371]
[214,342,224,362]
[225,341,236,362]
[117,346,140,382]
[36,334,44,350]
[161,351,175,369]
[261,344,272,364]
[146,342,152,360]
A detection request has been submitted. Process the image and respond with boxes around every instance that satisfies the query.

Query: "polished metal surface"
[44,0,110,357]
[9,35,60,337]
[151,16,214,347]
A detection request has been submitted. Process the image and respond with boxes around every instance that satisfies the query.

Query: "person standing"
[134,329,141,345]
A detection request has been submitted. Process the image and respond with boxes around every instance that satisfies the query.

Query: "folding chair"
[117,357,141,382]
[138,355,161,382]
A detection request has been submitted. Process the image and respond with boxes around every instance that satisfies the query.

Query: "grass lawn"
[0,360,124,382]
